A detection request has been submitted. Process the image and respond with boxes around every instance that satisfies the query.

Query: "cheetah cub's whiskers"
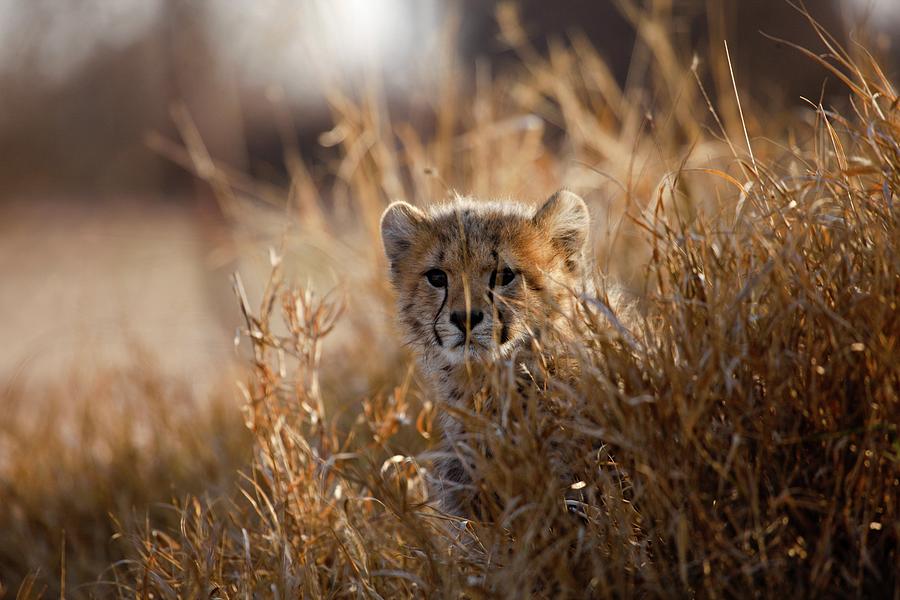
[380,190,590,517]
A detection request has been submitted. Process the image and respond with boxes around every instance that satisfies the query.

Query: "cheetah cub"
[380,191,590,516]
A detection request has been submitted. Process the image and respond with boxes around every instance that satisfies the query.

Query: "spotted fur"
[380,190,590,516]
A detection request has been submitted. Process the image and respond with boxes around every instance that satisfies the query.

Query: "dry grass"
[0,356,250,598]
[2,3,899,598]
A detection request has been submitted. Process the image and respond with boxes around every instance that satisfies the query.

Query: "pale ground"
[0,197,237,390]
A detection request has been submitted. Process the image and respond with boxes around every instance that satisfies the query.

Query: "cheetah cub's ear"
[533,190,589,260]
[380,201,427,266]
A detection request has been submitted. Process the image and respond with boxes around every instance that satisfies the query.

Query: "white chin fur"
[439,336,519,364]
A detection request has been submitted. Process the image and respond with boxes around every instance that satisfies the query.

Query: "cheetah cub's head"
[380,191,589,365]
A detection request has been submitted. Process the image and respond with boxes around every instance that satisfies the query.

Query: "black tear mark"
[498,307,509,344]
[432,286,448,347]
[488,249,499,301]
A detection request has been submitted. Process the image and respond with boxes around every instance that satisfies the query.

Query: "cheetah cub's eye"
[492,267,516,287]
[424,269,447,288]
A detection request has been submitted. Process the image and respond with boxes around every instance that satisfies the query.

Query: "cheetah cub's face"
[380,191,589,364]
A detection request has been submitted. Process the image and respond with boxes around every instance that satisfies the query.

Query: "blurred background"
[0,0,897,387]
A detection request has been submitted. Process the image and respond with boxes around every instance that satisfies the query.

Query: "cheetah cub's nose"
[449,310,484,333]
